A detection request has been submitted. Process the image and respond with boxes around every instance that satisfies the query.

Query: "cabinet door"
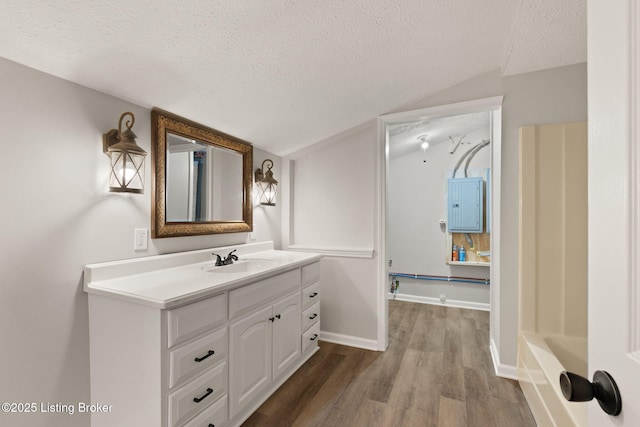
[272,293,302,379]
[229,304,272,418]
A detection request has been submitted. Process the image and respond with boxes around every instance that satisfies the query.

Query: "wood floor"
[242,300,536,427]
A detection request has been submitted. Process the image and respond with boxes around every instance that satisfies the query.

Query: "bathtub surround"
[518,122,588,426]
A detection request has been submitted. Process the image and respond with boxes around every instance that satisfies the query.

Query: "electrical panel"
[447,177,484,233]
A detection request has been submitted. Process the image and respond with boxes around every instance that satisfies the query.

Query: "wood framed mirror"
[151,108,253,238]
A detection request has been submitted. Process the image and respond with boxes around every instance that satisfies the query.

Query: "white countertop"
[84,242,322,309]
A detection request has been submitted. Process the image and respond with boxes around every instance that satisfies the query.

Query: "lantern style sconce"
[103,112,147,193]
[255,159,278,206]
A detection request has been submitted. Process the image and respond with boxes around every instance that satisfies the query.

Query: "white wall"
[287,63,587,366]
[0,57,281,427]
[286,124,378,347]
[388,125,490,307]
[252,150,283,248]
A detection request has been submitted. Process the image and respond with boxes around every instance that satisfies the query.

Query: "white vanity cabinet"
[227,269,302,417]
[166,295,228,427]
[301,262,321,354]
[84,244,321,427]
[86,292,230,427]
[228,292,301,417]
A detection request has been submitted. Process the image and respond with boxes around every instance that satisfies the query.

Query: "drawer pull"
[309,313,318,320]
[310,334,319,341]
[309,292,318,298]
[194,350,215,362]
[193,387,213,403]
[209,424,215,427]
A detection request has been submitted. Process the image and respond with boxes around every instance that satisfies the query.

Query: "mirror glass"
[151,109,253,237]
[166,133,243,222]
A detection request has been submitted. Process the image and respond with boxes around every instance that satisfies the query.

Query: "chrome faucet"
[212,250,238,266]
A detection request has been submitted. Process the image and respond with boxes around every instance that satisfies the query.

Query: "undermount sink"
[204,259,277,274]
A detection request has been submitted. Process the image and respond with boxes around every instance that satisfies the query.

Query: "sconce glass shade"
[103,112,147,193]
[255,159,278,206]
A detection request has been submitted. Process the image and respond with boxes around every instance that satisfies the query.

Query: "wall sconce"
[103,112,147,193]
[255,159,278,206]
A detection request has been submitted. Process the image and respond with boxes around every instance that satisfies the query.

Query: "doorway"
[376,96,503,354]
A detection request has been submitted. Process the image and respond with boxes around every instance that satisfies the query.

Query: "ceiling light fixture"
[418,134,429,150]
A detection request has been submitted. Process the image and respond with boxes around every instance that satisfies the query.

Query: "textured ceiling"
[389,111,490,159]
[0,0,585,155]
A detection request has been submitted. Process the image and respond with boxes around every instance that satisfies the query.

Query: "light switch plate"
[134,228,148,251]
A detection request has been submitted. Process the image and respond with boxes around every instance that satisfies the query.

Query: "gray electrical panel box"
[448,177,484,233]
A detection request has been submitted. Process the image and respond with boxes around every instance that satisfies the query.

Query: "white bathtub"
[518,332,587,427]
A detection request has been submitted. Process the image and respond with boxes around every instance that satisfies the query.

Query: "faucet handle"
[212,253,223,266]
[227,249,238,261]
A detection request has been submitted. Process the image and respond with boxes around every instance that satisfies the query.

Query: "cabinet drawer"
[302,262,320,288]
[168,294,227,348]
[302,302,320,332]
[301,281,320,310]
[302,322,320,354]
[183,394,228,427]
[168,362,227,427]
[169,327,228,388]
[229,269,300,319]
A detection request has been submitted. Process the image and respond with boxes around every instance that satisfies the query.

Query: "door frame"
[375,96,503,358]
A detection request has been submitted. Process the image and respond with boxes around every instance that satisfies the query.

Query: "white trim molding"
[320,331,379,351]
[380,96,505,123]
[287,245,374,259]
[629,0,640,361]
[389,293,490,312]
[490,338,518,379]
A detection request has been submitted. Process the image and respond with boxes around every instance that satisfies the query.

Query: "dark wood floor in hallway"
[242,300,536,427]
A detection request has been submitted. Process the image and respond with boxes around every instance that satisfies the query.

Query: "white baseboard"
[389,292,490,312]
[320,331,380,351]
[490,338,518,379]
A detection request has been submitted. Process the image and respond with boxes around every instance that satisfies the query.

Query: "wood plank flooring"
[242,300,535,427]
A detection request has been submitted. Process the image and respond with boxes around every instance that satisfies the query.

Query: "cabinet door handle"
[309,313,318,320]
[208,424,215,427]
[309,292,318,298]
[194,350,215,362]
[275,314,281,319]
[193,387,213,403]
[310,334,319,341]
[269,317,275,322]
